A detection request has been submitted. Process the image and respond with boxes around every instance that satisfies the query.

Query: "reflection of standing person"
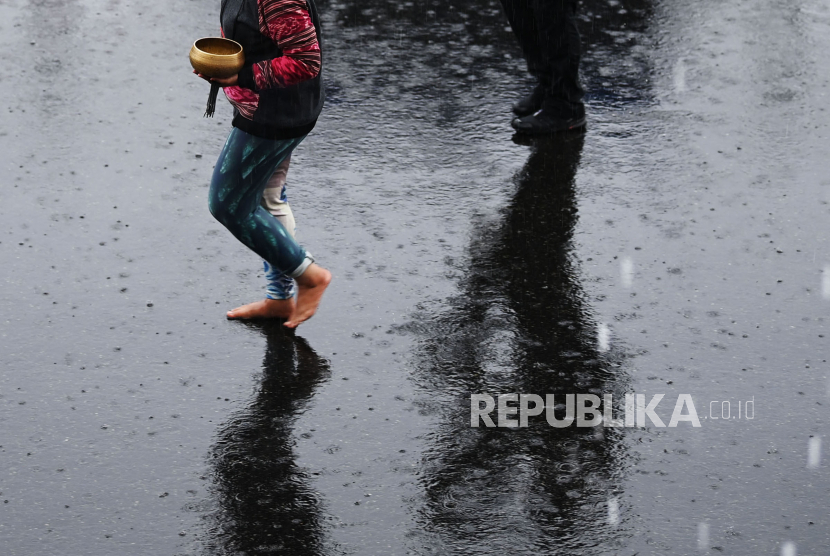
[196,0,331,328]
[412,134,628,551]
[500,0,586,133]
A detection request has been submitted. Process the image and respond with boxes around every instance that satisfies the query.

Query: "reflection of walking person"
[196,0,331,328]
[500,0,586,134]
[207,325,329,554]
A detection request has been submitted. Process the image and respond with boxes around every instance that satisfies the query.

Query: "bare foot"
[227,298,295,320]
[284,264,332,329]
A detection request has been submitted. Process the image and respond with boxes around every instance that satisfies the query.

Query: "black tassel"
[205,83,220,118]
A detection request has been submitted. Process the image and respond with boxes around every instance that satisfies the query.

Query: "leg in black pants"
[501,0,585,132]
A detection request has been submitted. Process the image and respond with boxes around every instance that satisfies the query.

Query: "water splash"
[597,323,611,352]
[807,436,821,469]
[822,265,830,300]
[781,541,797,556]
[620,257,634,289]
[697,522,709,551]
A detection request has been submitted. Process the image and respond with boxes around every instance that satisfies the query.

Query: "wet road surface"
[1,0,829,554]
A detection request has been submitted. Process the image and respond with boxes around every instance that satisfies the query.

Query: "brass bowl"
[189,37,244,78]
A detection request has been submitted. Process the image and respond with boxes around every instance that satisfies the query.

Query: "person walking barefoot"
[198,0,331,328]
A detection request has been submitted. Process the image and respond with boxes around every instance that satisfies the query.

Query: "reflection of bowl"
[189,38,244,78]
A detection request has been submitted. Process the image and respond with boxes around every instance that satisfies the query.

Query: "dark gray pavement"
[1,0,829,554]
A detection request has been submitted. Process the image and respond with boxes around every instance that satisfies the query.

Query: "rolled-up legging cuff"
[287,253,314,279]
[264,260,296,299]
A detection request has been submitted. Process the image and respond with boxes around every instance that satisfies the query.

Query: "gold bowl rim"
[192,37,244,57]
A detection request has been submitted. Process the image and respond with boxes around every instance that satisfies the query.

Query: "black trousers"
[500,0,584,116]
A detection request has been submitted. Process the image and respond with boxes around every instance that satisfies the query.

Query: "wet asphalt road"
[2,0,830,554]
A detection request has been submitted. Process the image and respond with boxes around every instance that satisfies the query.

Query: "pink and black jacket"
[220,0,323,139]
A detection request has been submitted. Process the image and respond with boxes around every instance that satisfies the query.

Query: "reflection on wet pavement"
[408,133,630,553]
[203,325,329,554]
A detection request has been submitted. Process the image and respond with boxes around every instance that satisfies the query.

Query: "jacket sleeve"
[236,0,321,90]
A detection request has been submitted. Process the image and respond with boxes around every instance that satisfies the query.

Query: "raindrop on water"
[597,323,611,352]
[620,257,634,289]
[607,496,619,526]
[807,436,821,469]
[673,58,687,93]
[697,522,709,551]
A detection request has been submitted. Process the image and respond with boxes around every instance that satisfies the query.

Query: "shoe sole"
[512,106,542,117]
[511,116,587,135]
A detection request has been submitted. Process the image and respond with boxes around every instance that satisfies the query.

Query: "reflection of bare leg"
[228,156,299,320]
[284,263,332,329]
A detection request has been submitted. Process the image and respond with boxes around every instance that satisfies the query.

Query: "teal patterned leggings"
[208,129,312,278]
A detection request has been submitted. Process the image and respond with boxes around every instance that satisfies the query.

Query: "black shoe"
[512,87,545,117]
[510,110,586,134]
